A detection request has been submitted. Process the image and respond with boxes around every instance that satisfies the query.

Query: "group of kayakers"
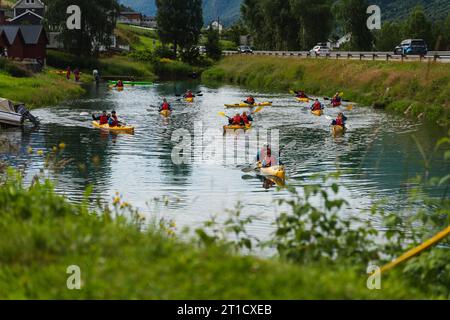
[92,110,123,127]
[228,111,253,126]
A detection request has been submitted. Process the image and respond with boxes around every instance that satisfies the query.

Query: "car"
[394,39,428,55]
[310,45,330,55]
[237,46,253,54]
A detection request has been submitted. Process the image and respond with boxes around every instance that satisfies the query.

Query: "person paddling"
[332,112,347,128]
[241,111,253,125]
[295,90,308,99]
[244,96,255,105]
[159,98,172,112]
[108,111,122,127]
[115,80,124,88]
[311,99,324,111]
[231,113,243,125]
[92,111,109,125]
[184,90,194,98]
[257,145,278,168]
[331,92,342,106]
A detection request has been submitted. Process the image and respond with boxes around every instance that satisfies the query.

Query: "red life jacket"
[312,102,322,111]
[117,81,124,88]
[99,115,109,125]
[232,115,242,125]
[242,114,249,124]
[110,115,119,127]
[161,102,170,110]
[335,118,344,126]
[246,98,255,105]
[185,92,194,98]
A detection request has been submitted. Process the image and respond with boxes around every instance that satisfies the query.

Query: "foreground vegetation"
[0,169,433,299]
[0,60,86,108]
[203,56,450,125]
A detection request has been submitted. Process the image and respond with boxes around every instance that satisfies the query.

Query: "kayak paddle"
[218,112,231,119]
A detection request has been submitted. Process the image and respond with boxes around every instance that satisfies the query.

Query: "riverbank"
[202,56,450,125]
[0,169,429,299]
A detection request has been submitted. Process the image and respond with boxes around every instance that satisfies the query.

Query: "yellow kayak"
[332,125,346,136]
[92,121,134,134]
[185,97,194,103]
[109,85,124,91]
[160,110,171,117]
[225,102,272,108]
[223,123,252,131]
[297,97,310,103]
[258,165,286,181]
[312,110,323,116]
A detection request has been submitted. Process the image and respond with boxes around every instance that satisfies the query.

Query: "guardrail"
[223,50,450,63]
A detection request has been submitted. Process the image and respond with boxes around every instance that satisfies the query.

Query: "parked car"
[394,39,428,55]
[310,45,330,55]
[237,46,253,54]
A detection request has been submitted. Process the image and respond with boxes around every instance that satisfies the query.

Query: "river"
[1,81,448,241]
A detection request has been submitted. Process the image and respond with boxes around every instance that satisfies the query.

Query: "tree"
[375,21,403,51]
[291,0,333,50]
[338,0,374,51]
[205,29,222,60]
[45,0,119,56]
[223,21,248,46]
[156,0,203,58]
[403,6,433,46]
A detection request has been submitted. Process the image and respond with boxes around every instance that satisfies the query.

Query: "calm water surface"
[1,82,448,240]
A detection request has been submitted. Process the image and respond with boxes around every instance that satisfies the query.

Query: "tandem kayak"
[108,81,153,86]
[224,102,272,108]
[92,121,134,134]
[258,165,286,181]
[332,125,346,136]
[160,110,171,117]
[312,110,323,116]
[297,97,310,103]
[223,123,252,132]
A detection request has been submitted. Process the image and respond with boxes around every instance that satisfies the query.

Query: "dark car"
[237,46,253,54]
[394,39,428,55]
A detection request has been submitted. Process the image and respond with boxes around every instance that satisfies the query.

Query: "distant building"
[0,24,48,63]
[207,20,223,33]
[118,12,142,26]
[11,0,44,24]
[141,15,157,29]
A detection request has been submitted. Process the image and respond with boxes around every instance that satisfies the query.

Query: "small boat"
[332,125,346,136]
[297,97,310,103]
[224,102,272,108]
[160,110,171,117]
[311,109,323,116]
[185,97,194,103]
[0,98,39,127]
[92,121,134,134]
[257,164,286,181]
[223,123,252,132]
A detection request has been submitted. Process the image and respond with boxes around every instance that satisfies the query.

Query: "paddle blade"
[339,92,344,97]
[253,106,264,114]
[218,112,227,117]
[346,105,354,111]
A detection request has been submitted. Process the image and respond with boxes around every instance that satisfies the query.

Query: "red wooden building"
[0,9,48,63]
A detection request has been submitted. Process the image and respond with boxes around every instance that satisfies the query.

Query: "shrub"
[0,59,31,77]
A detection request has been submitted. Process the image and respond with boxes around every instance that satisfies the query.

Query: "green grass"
[0,169,430,300]
[0,69,86,108]
[203,56,450,125]
[116,24,161,51]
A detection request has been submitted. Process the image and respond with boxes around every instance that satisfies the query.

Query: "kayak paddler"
[241,112,253,125]
[295,90,308,99]
[244,96,255,105]
[108,111,122,127]
[92,111,109,125]
[159,98,172,112]
[311,99,324,111]
[331,92,342,106]
[331,112,347,128]
[184,90,194,98]
[115,80,124,88]
[231,113,243,125]
[257,145,278,168]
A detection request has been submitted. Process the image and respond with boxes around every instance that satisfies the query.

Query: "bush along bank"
[202,56,450,126]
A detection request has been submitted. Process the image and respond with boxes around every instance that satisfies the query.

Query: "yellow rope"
[380,226,450,274]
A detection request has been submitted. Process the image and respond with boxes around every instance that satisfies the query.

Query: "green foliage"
[338,0,374,50]
[375,22,403,51]
[205,29,222,60]
[45,0,120,56]
[402,6,433,46]
[156,0,204,56]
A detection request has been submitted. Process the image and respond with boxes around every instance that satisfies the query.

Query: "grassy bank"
[203,56,450,125]
[0,169,429,300]
[0,66,86,109]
